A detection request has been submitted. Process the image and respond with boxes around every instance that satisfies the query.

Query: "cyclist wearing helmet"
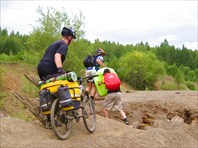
[85,48,106,100]
[95,48,106,70]
[37,27,76,81]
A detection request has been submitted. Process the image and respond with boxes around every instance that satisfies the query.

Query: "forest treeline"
[0,7,197,90]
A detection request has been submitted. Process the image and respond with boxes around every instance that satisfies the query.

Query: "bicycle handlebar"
[81,75,99,80]
[77,75,99,85]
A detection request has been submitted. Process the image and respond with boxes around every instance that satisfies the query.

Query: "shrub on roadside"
[185,82,196,90]
[161,83,177,90]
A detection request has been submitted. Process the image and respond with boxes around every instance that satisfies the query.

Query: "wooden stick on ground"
[24,74,39,87]
[13,91,45,126]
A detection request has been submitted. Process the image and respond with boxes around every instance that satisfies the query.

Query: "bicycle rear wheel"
[82,94,96,133]
[50,99,72,140]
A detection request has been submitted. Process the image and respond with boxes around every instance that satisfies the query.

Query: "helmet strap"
[66,36,72,45]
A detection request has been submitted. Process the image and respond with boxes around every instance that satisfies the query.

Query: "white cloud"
[1,1,197,50]
[158,35,178,42]
[184,42,198,50]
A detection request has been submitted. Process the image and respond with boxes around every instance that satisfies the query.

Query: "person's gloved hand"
[57,67,66,75]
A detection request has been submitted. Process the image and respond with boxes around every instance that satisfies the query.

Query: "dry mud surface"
[1,91,198,148]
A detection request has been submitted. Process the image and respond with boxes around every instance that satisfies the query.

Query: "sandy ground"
[1,91,198,148]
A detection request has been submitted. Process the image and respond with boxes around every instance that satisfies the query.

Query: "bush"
[118,51,165,90]
[161,83,178,90]
[178,84,188,90]
[186,82,196,90]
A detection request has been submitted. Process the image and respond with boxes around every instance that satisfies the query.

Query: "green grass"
[22,77,39,98]
[0,93,6,109]
[11,110,34,122]
[161,83,177,90]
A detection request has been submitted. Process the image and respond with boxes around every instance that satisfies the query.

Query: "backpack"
[83,55,96,68]
[104,73,121,91]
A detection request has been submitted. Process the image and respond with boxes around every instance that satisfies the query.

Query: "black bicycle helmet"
[96,48,105,55]
[61,27,76,39]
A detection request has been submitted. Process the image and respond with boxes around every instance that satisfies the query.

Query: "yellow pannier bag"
[40,80,81,113]
[40,80,80,94]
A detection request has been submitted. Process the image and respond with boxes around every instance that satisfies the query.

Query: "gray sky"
[1,1,197,50]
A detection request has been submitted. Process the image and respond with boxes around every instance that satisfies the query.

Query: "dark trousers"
[37,68,51,81]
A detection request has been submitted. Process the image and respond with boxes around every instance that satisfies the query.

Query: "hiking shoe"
[123,118,129,125]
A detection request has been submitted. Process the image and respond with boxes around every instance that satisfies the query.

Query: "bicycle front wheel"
[82,94,96,133]
[50,99,72,140]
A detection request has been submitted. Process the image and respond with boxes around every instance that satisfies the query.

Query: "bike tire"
[82,94,96,133]
[50,99,72,140]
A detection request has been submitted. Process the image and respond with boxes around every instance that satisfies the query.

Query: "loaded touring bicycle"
[38,72,96,140]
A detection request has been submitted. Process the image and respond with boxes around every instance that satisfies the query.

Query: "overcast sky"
[1,1,197,50]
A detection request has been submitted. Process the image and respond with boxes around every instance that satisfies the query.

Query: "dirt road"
[1,91,198,148]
